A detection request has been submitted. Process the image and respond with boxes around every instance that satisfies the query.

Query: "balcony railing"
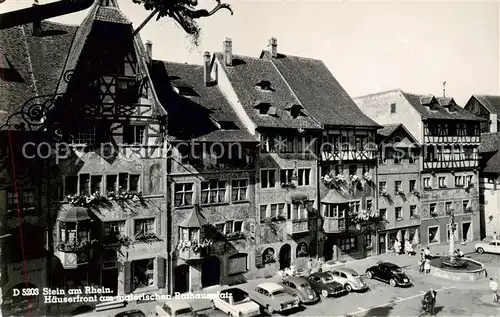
[424,135,480,144]
[285,218,309,235]
[322,218,346,233]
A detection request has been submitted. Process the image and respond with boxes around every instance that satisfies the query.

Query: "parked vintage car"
[475,240,500,254]
[307,272,347,298]
[321,260,341,272]
[115,309,147,317]
[248,282,299,314]
[211,287,260,317]
[279,276,319,304]
[365,262,412,287]
[326,267,369,292]
[155,299,195,317]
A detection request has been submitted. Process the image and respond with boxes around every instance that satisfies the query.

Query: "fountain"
[429,210,486,281]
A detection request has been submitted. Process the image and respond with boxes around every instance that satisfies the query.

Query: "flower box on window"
[430,212,438,217]
[107,190,143,202]
[103,233,132,246]
[177,239,213,253]
[281,183,296,189]
[271,215,286,222]
[412,191,421,199]
[225,231,246,241]
[56,239,99,252]
[67,192,108,207]
[396,190,406,200]
[424,187,432,191]
[465,206,473,213]
[134,232,160,242]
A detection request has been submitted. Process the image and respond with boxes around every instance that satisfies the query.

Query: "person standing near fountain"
[489,278,499,303]
[424,258,431,274]
[493,232,497,240]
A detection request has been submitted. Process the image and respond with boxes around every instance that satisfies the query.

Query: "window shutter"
[157,257,166,289]
[255,248,264,269]
[123,261,131,294]
[361,197,366,210]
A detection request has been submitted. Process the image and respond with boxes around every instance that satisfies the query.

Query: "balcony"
[178,248,206,261]
[285,218,309,235]
[322,218,346,233]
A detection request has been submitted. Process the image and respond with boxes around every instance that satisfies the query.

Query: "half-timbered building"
[376,124,421,254]
[210,38,322,275]
[150,56,258,293]
[260,38,381,261]
[464,95,500,133]
[1,1,168,314]
[354,89,484,247]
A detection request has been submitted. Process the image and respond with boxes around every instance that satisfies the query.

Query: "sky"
[1,0,498,105]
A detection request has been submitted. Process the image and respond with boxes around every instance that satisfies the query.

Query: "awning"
[285,191,308,204]
[321,190,353,204]
[179,208,209,228]
[57,207,91,222]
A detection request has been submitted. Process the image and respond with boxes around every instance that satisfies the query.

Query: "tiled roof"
[150,60,255,142]
[377,124,401,137]
[401,91,484,121]
[214,52,322,130]
[95,6,130,24]
[479,132,500,153]
[479,133,500,174]
[0,21,78,128]
[261,51,381,128]
[473,95,500,116]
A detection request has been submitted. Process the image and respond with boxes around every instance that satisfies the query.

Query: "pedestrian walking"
[418,251,425,273]
[489,277,499,303]
[494,232,498,240]
[424,258,431,274]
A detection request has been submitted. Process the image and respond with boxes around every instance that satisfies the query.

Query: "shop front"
[377,226,420,254]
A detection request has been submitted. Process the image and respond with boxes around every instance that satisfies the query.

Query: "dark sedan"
[307,272,347,298]
[365,262,412,287]
[115,309,146,317]
[279,276,319,304]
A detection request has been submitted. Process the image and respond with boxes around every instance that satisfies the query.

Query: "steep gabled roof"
[401,91,484,121]
[377,123,420,147]
[261,51,381,128]
[214,52,321,130]
[472,95,500,115]
[150,61,255,142]
[56,0,131,96]
[0,21,77,127]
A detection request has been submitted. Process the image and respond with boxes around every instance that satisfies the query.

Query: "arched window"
[262,247,275,264]
[296,242,309,258]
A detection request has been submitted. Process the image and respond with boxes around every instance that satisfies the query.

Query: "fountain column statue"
[449,211,456,263]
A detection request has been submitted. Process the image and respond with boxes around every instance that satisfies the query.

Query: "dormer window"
[217,121,239,130]
[255,80,274,92]
[285,103,304,118]
[254,102,272,115]
[174,85,198,97]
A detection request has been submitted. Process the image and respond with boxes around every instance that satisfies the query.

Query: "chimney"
[490,113,498,133]
[203,51,211,86]
[223,37,232,66]
[32,2,42,36]
[145,41,152,64]
[268,37,277,58]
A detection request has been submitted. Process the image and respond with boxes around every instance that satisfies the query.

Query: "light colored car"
[248,282,299,314]
[211,287,260,317]
[155,299,195,317]
[475,240,500,254]
[326,267,369,292]
[279,276,318,304]
[321,260,342,272]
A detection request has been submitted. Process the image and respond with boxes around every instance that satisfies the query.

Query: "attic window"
[255,80,274,92]
[175,85,199,97]
[253,102,272,115]
[217,121,239,130]
[284,103,304,118]
[390,103,396,113]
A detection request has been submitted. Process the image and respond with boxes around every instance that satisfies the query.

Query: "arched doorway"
[174,265,190,293]
[323,238,334,261]
[202,256,220,287]
[279,244,291,270]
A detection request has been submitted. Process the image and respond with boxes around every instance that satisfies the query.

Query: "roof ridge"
[353,89,403,99]
[156,60,203,68]
[20,25,38,98]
